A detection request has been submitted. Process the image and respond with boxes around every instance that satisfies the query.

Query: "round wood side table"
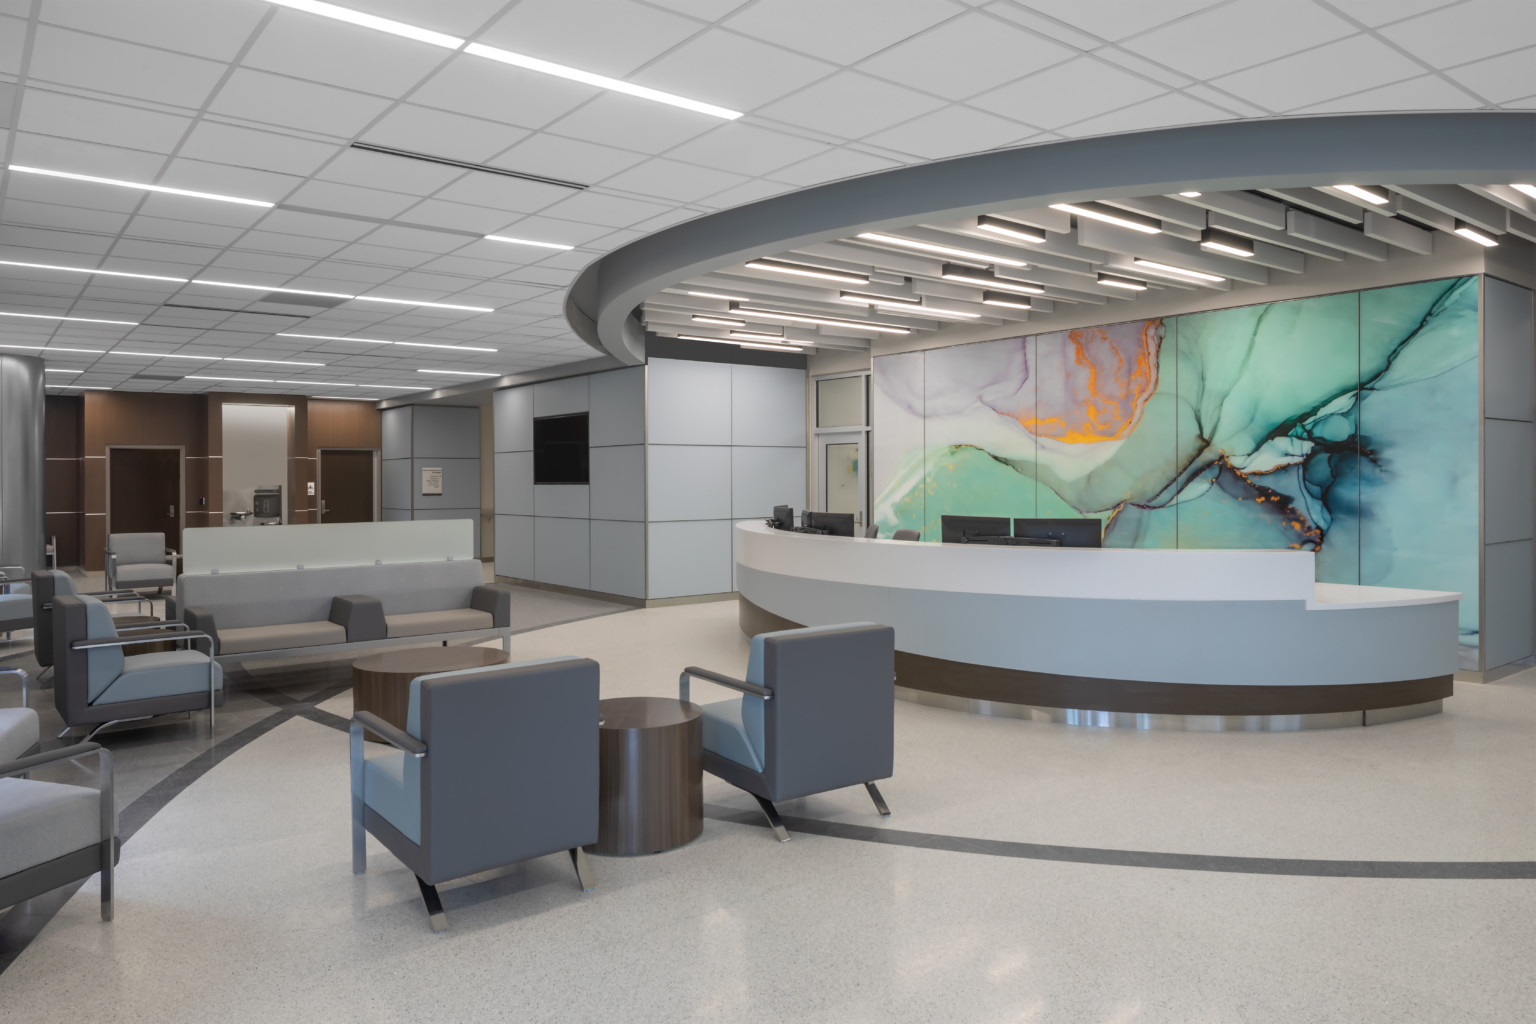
[590,696,703,856]
[351,646,510,742]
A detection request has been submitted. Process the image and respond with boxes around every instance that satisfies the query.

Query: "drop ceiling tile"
[692,178,797,209]
[228,230,349,259]
[358,224,474,254]
[242,8,452,97]
[208,69,394,138]
[8,133,168,180]
[134,193,271,228]
[1008,0,1225,42]
[1380,0,1536,67]
[1,198,131,235]
[177,122,340,178]
[204,250,317,275]
[1211,34,1427,111]
[1123,0,1357,79]
[628,29,838,112]
[411,56,598,131]
[158,158,304,204]
[18,89,193,152]
[417,253,530,279]
[1504,92,1536,109]
[1054,90,1231,137]
[0,16,22,77]
[542,93,722,152]
[969,56,1166,129]
[659,123,830,176]
[394,198,518,235]
[858,12,1077,100]
[1321,0,1464,26]
[764,146,902,186]
[511,266,583,286]
[122,216,247,247]
[254,209,377,242]
[289,262,402,284]
[601,158,749,203]
[315,147,468,196]
[1181,83,1270,117]
[724,0,960,65]
[861,106,1034,159]
[1091,46,1196,88]
[0,225,115,256]
[285,180,421,219]
[1290,72,1482,112]
[478,215,615,247]
[27,26,227,110]
[486,135,646,186]
[1445,46,1536,103]
[478,0,703,77]
[3,176,145,217]
[757,72,948,138]
[358,105,530,165]
[39,0,267,60]
[429,174,575,214]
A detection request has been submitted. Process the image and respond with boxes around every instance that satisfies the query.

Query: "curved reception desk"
[734,522,1459,730]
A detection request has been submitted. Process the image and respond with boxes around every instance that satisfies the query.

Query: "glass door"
[812,372,870,531]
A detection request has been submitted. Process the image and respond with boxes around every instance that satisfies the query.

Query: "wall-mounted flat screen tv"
[533,412,589,484]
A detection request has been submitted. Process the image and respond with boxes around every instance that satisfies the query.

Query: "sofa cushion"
[363,749,420,844]
[115,563,175,586]
[0,707,40,763]
[110,533,166,565]
[385,608,493,639]
[0,777,104,879]
[699,698,764,772]
[92,650,223,705]
[218,620,346,655]
[0,593,30,629]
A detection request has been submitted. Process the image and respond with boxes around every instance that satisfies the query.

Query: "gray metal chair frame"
[680,623,896,842]
[0,741,117,921]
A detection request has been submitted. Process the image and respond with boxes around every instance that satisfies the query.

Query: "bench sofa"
[170,559,514,661]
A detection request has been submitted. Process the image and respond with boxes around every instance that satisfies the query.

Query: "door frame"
[811,371,872,528]
[105,444,185,546]
[316,447,381,523]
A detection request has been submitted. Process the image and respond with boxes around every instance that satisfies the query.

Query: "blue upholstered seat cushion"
[92,651,224,705]
[699,698,764,772]
[115,563,175,586]
[363,749,421,844]
[0,777,106,878]
[0,707,40,763]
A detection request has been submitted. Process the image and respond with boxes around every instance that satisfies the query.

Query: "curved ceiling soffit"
[564,111,1536,365]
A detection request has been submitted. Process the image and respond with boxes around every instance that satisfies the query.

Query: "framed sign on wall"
[421,466,443,495]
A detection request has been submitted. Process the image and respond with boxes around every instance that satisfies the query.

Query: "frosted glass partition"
[181,520,473,575]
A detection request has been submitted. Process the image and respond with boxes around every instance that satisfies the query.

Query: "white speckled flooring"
[3,600,1534,1023]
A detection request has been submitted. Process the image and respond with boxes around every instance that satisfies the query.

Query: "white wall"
[221,404,289,524]
[647,358,806,599]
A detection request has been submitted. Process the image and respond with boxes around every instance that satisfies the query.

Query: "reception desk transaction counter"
[734,522,1460,731]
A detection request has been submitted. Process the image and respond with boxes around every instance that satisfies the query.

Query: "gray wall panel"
[648,359,731,445]
[381,406,412,460]
[1483,538,1534,669]
[534,516,590,590]
[534,484,590,518]
[494,514,533,580]
[411,458,481,510]
[590,444,645,521]
[1483,419,1534,544]
[732,363,808,447]
[591,519,645,599]
[647,445,731,521]
[381,458,411,511]
[732,446,807,519]
[647,520,732,598]
[533,375,590,417]
[412,405,480,458]
[410,508,480,557]
[494,386,533,452]
[494,451,533,516]
[382,508,410,522]
[590,366,646,447]
[1484,277,1535,422]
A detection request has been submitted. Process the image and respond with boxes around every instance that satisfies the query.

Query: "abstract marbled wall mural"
[871,275,1480,654]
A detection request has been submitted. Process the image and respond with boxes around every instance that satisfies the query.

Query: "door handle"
[320,499,328,514]
[167,505,175,518]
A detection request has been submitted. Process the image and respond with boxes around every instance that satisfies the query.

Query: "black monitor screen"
[804,511,856,537]
[771,505,795,529]
[941,515,1011,544]
[1014,518,1102,548]
[533,413,589,484]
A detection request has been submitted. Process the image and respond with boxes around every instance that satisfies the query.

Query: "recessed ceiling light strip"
[0,310,138,325]
[1199,227,1255,258]
[484,235,575,251]
[981,292,1032,310]
[732,305,911,335]
[463,43,742,120]
[263,0,464,48]
[225,357,326,366]
[685,290,750,302]
[185,375,275,383]
[0,344,105,354]
[275,332,495,352]
[0,259,189,283]
[110,351,220,360]
[857,232,1028,267]
[7,165,274,207]
[417,369,500,377]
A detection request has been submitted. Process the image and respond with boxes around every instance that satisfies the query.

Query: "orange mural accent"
[1018,320,1160,443]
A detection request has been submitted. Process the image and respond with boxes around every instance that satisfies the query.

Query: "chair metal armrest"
[351,712,426,758]
[1,665,25,708]
[679,666,773,704]
[115,621,190,632]
[72,630,216,655]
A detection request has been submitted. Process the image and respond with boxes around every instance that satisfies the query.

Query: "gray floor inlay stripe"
[703,806,1536,880]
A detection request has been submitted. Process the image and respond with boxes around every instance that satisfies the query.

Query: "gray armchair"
[0,740,118,921]
[105,533,178,593]
[681,623,896,842]
[0,667,39,762]
[351,657,600,932]
[1,565,31,637]
[32,570,151,675]
[892,529,921,541]
[52,595,221,740]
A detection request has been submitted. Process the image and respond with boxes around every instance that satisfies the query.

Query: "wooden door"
[319,449,375,523]
[108,448,182,552]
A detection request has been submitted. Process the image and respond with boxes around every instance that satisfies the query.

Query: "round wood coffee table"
[590,696,703,856]
[351,646,510,742]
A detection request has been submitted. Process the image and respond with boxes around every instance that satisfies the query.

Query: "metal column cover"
[0,355,46,570]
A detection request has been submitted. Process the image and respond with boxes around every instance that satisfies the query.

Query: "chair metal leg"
[84,717,150,741]
[569,847,595,892]
[351,797,366,875]
[865,782,891,816]
[416,876,448,933]
[58,725,75,740]
[99,838,114,923]
[753,794,791,842]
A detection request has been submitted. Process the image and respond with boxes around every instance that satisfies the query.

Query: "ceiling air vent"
[348,142,587,191]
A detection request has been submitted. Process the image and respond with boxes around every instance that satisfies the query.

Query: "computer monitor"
[1013,517,1103,548]
[804,511,856,537]
[770,505,795,530]
[940,515,1011,544]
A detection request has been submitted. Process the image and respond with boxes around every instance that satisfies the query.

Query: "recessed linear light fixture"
[110,351,220,360]
[224,357,326,367]
[939,264,1045,295]
[44,368,81,374]
[1199,227,1255,258]
[981,292,1032,310]
[0,310,138,325]
[264,0,464,47]
[839,290,919,306]
[686,290,750,302]
[417,369,500,377]
[484,235,575,251]
[838,292,980,320]
[186,375,275,383]
[0,259,189,283]
[7,165,274,207]
[1049,202,1161,235]
[356,384,429,390]
[728,330,787,341]
[349,142,586,192]
[273,332,496,353]
[47,384,111,390]
[1179,191,1202,198]
[278,333,388,345]
[1097,273,1148,291]
[1132,259,1226,283]
[394,342,498,353]
[193,280,495,313]
[676,334,804,353]
[0,344,105,354]
[311,395,376,401]
[975,216,1047,244]
[691,314,747,327]
[1454,221,1499,247]
[731,305,911,335]
[274,380,354,387]
[1513,184,1536,200]
[1332,184,1390,205]
[743,259,870,285]
[857,232,1028,267]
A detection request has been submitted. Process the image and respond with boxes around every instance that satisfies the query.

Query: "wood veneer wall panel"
[44,395,84,566]
[308,399,383,453]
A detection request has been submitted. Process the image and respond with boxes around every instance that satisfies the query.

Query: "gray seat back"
[110,533,166,566]
[52,595,124,720]
[415,658,599,882]
[30,570,77,668]
[761,624,896,802]
[892,529,921,541]
[176,559,482,629]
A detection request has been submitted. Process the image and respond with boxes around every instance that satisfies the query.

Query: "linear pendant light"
[1050,202,1161,234]
[939,264,1045,295]
[857,232,1028,267]
[1199,227,1255,258]
[1454,221,1499,247]
[743,259,869,285]
[981,292,1031,310]
[1097,272,1147,291]
[975,216,1047,244]
[731,305,911,335]
[675,333,804,352]
[1131,259,1225,283]
[838,292,980,320]
[1512,184,1536,200]
[1331,184,1390,205]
